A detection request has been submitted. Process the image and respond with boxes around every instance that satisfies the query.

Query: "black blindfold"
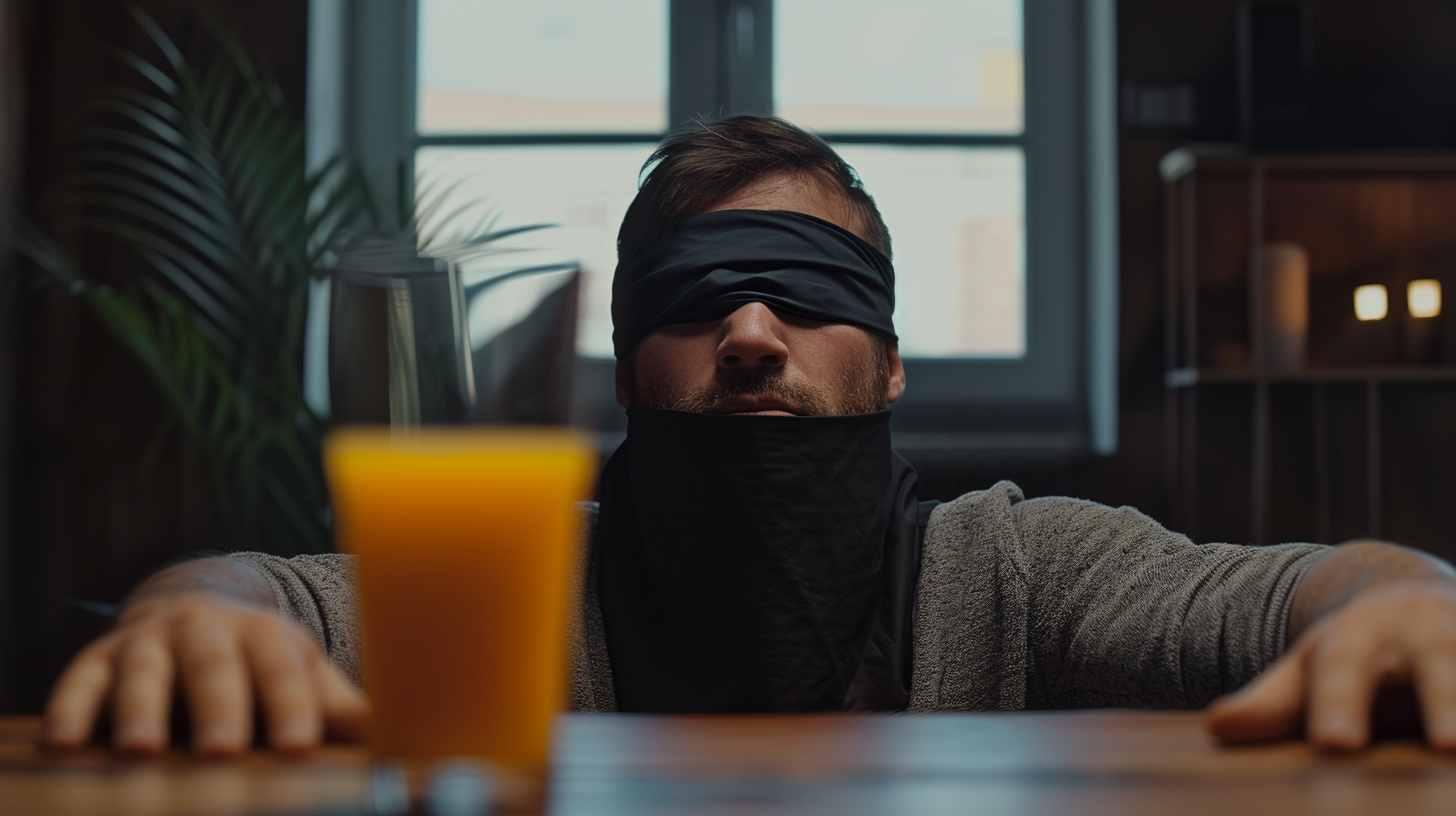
[611,209,897,359]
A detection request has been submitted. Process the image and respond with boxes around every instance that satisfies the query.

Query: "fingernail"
[44,722,77,745]
[1432,713,1456,746]
[1319,712,1362,746]
[117,722,156,747]
[201,723,239,748]
[276,720,313,745]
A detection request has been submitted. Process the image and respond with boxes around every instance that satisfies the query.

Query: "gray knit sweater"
[230,481,1325,712]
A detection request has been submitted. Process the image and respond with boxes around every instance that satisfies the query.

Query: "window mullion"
[670,0,773,128]
[720,0,774,119]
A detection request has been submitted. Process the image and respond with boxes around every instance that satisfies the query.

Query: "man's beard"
[633,354,890,417]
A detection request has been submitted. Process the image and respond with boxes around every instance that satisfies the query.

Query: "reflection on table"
[4,711,1456,815]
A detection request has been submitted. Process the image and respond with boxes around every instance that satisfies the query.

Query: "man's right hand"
[43,565,368,756]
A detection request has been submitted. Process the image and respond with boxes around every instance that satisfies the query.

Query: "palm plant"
[21,8,374,555]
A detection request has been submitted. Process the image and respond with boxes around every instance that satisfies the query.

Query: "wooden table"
[3,711,1455,815]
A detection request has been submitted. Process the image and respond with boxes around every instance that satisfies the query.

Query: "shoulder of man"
[577,500,600,536]
[569,500,618,712]
[912,481,1210,710]
[924,482,1184,562]
[912,480,1039,711]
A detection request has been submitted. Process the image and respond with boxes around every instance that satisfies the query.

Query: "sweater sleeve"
[1013,495,1326,709]
[226,552,362,685]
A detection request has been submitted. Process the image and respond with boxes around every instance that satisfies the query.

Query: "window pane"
[836,146,1025,358]
[415,145,655,358]
[418,144,1023,360]
[775,0,1022,134]
[417,0,667,134]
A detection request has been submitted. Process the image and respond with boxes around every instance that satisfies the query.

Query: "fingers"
[1210,593,1456,752]
[244,624,370,751]
[313,655,370,743]
[244,627,322,753]
[44,594,363,758]
[110,636,176,754]
[1304,625,1403,750]
[1412,638,1456,750]
[174,611,253,756]
[44,641,117,749]
[1206,649,1306,744]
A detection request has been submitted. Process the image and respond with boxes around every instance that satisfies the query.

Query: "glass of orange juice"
[325,427,595,769]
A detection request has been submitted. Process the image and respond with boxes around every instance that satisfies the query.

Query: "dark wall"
[6,0,307,713]
[918,0,1456,544]
[1109,0,1456,550]
[0,0,29,723]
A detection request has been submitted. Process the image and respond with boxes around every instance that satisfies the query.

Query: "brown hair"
[616,116,892,263]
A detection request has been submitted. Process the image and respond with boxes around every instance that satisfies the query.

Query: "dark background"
[1,0,1455,713]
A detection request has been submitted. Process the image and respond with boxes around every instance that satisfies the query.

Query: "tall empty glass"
[328,239,581,427]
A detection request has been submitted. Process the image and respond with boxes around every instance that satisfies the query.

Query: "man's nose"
[717,302,789,370]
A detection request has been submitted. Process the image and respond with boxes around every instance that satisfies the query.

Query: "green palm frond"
[21,7,362,554]
[21,6,563,556]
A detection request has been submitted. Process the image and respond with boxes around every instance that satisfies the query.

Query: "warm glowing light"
[1354,285,1388,321]
[1408,279,1442,318]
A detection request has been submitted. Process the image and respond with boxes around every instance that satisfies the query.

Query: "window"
[415,0,667,360]
[311,0,1118,453]
[776,1,1025,359]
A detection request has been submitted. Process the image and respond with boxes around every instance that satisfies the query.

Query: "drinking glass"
[326,427,596,768]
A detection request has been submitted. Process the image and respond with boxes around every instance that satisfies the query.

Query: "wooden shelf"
[1159,144,1456,183]
[1165,367,1456,388]
[1162,146,1456,545]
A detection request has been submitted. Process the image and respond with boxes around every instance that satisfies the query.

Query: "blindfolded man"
[44,117,1456,755]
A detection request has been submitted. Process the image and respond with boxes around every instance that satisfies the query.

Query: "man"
[44,117,1456,756]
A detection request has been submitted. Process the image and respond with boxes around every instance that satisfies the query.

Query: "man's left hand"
[1208,577,1456,750]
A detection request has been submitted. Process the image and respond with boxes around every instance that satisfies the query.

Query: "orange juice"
[325,427,596,767]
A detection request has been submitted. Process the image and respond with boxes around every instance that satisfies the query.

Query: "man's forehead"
[701,175,865,242]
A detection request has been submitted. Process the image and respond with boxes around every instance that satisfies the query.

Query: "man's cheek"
[645,351,713,390]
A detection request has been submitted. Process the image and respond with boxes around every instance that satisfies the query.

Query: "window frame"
[310,0,1119,454]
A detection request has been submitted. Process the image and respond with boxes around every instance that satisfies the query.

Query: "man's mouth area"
[711,396,801,416]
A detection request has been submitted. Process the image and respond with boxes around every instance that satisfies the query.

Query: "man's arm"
[121,555,279,608]
[1208,540,1456,750]
[44,557,367,756]
[1003,493,1323,711]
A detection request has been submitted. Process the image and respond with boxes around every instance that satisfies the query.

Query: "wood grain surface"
[2,711,1454,815]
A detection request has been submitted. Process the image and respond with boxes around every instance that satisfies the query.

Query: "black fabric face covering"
[611,209,896,358]
[596,408,926,712]
[598,207,928,713]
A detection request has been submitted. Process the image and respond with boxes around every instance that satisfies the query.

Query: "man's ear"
[615,355,633,409]
[885,341,905,404]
